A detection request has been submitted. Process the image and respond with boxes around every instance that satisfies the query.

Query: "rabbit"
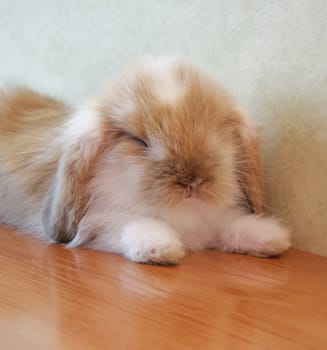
[0,57,290,264]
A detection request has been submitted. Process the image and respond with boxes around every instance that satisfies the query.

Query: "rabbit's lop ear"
[230,111,265,214]
[42,109,111,243]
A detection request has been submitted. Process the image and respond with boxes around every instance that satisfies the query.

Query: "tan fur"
[43,113,116,242]
[0,59,265,245]
[228,111,265,213]
[235,123,265,214]
[100,61,264,211]
[0,88,112,241]
[0,88,69,199]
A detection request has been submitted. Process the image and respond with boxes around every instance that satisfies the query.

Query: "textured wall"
[1,1,326,255]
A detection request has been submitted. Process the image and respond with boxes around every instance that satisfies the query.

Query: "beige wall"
[1,1,326,255]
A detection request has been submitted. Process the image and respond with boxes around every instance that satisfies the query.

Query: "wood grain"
[0,226,326,350]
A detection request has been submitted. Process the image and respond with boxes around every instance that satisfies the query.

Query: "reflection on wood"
[0,226,326,350]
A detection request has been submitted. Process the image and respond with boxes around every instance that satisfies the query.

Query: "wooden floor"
[0,226,326,350]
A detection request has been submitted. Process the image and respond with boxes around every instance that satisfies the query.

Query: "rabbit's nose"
[176,177,205,197]
[185,182,198,198]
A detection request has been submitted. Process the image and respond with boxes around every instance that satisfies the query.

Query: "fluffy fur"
[0,57,290,264]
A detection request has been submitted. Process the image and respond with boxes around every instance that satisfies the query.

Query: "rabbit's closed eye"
[125,133,149,148]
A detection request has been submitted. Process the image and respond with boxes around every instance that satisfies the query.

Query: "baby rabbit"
[0,57,290,264]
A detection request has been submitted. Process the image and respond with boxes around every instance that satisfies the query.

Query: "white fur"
[0,58,291,265]
[0,100,102,239]
[0,132,62,238]
[142,57,186,106]
[61,58,291,264]
[103,57,186,122]
[0,170,44,236]
[151,72,185,107]
[62,104,101,147]
[67,146,290,264]
[105,84,136,120]
[211,213,291,257]
[120,218,185,264]
[148,138,167,160]
[111,98,135,119]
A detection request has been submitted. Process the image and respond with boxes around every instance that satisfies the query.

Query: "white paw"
[120,218,185,265]
[231,215,291,258]
[248,236,291,258]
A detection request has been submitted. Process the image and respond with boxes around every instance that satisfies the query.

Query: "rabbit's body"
[0,58,290,264]
[0,88,69,236]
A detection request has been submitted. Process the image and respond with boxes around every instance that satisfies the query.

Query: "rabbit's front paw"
[121,218,185,265]
[248,236,291,258]
[242,217,291,258]
[225,215,291,258]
